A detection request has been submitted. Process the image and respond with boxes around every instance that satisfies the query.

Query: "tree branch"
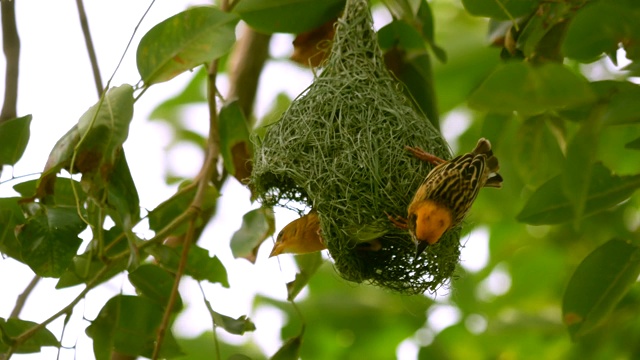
[75,0,104,97]
[152,0,232,355]
[227,27,271,121]
[6,265,113,358]
[9,275,41,319]
[1,0,20,122]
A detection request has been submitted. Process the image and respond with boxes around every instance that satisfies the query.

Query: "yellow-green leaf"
[137,7,238,85]
[563,239,640,340]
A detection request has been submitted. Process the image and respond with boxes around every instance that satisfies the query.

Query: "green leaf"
[219,100,253,182]
[86,295,183,360]
[625,136,640,150]
[34,126,81,199]
[106,152,140,226]
[197,282,256,335]
[563,239,640,340]
[75,85,134,186]
[416,1,446,63]
[230,207,275,263]
[149,67,207,123]
[0,115,32,166]
[14,178,86,206]
[433,46,499,114]
[382,0,446,62]
[390,50,439,128]
[128,264,182,311]
[512,115,565,188]
[562,111,602,228]
[461,0,538,20]
[137,6,238,85]
[558,80,639,123]
[184,246,230,286]
[378,20,426,51]
[147,244,230,287]
[468,62,595,114]
[56,252,127,289]
[603,84,640,125]
[36,85,134,200]
[148,184,218,236]
[271,334,303,360]
[516,163,640,225]
[563,1,640,63]
[0,318,59,354]
[517,12,569,62]
[378,20,439,126]
[0,197,26,260]
[56,227,129,289]
[208,310,256,336]
[234,0,345,34]
[287,252,323,301]
[16,204,86,277]
[381,0,417,21]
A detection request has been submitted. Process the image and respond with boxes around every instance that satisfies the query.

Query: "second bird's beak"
[269,242,284,258]
[415,241,429,260]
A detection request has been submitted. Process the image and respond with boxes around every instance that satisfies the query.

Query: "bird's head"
[408,200,452,258]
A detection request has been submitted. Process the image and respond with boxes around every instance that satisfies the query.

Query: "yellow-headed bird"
[270,210,383,257]
[270,210,326,257]
[390,138,503,257]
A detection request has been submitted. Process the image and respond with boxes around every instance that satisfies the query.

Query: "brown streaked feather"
[389,138,503,257]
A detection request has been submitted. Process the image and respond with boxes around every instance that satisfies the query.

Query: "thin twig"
[9,275,41,319]
[197,282,221,360]
[6,265,113,358]
[152,57,223,357]
[110,0,156,94]
[137,205,199,251]
[203,62,222,183]
[151,214,198,360]
[152,61,223,356]
[151,65,223,354]
[152,1,232,355]
[1,0,20,122]
[56,311,73,360]
[75,0,103,97]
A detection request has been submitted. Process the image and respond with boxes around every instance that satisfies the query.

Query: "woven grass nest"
[251,0,461,294]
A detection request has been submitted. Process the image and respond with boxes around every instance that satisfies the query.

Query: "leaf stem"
[5,265,113,358]
[197,282,222,360]
[151,214,198,360]
[9,275,41,319]
[152,1,229,354]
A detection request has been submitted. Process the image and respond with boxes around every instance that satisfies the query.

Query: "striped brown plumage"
[390,138,503,257]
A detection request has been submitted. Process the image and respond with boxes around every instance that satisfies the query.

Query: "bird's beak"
[415,241,429,260]
[269,243,283,258]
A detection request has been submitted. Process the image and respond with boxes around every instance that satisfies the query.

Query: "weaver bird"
[389,138,503,258]
[270,210,325,257]
[270,210,383,257]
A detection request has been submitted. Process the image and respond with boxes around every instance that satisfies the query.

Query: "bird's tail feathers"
[474,138,503,187]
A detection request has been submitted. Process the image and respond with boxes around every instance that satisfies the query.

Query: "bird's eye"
[277,231,284,241]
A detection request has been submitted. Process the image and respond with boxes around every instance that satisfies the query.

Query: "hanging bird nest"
[251,0,461,294]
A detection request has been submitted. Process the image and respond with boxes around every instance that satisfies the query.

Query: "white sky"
[0,1,490,359]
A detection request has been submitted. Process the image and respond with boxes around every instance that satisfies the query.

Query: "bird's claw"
[386,212,408,229]
[404,146,446,166]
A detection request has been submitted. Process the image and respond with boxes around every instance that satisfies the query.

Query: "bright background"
[6,1,636,359]
[0,1,490,359]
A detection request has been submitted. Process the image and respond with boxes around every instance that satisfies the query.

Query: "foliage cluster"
[0,0,639,359]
